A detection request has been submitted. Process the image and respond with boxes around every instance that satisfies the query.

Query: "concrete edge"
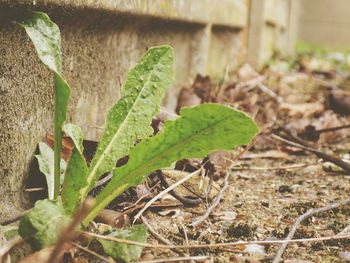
[0,0,247,28]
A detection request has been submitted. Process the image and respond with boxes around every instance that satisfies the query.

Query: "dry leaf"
[327,89,350,115]
[280,102,324,117]
[176,88,201,113]
[238,63,260,82]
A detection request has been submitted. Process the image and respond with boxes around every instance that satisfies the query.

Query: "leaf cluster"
[16,11,259,261]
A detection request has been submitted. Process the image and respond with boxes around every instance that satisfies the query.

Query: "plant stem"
[53,79,61,199]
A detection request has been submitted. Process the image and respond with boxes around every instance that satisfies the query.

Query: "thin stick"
[257,82,284,103]
[157,171,201,206]
[141,216,186,257]
[191,139,257,227]
[133,169,202,223]
[122,181,160,212]
[231,163,314,171]
[190,172,229,227]
[83,231,350,250]
[272,197,350,263]
[71,241,109,262]
[140,255,210,263]
[314,124,350,134]
[23,187,45,192]
[272,133,350,172]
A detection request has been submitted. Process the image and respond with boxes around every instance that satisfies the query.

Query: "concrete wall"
[298,0,350,50]
[247,0,299,67]
[0,0,247,221]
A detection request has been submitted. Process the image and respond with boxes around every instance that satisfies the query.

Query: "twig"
[231,163,314,171]
[23,187,45,192]
[141,216,186,257]
[48,201,92,263]
[190,139,257,227]
[121,181,161,212]
[83,231,350,250]
[314,124,350,134]
[133,169,202,223]
[157,171,202,206]
[71,241,109,262]
[0,236,24,263]
[140,255,210,263]
[272,133,350,172]
[190,172,229,227]
[272,197,350,263]
[257,82,284,103]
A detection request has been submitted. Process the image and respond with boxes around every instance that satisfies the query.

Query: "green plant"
[16,11,259,261]
[17,12,70,199]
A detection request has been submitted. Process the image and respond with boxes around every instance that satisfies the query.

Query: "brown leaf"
[280,102,324,118]
[208,150,237,176]
[46,133,74,161]
[192,74,211,101]
[327,89,350,115]
[237,63,260,82]
[176,87,201,113]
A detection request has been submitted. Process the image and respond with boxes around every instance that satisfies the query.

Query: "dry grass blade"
[71,241,110,262]
[190,139,257,227]
[141,216,186,257]
[83,231,350,250]
[190,171,229,227]
[133,169,202,223]
[272,197,350,263]
[140,255,210,263]
[231,163,314,171]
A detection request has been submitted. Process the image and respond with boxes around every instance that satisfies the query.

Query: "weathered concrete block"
[247,0,298,67]
[0,1,247,221]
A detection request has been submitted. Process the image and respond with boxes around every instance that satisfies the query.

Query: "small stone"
[278,185,293,193]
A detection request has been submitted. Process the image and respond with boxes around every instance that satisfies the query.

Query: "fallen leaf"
[176,88,201,113]
[327,89,350,115]
[280,102,324,117]
[237,63,260,82]
[192,74,212,101]
[209,150,237,176]
[46,133,74,161]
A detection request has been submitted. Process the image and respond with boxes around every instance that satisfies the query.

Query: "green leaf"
[18,199,71,250]
[18,12,71,199]
[35,142,66,200]
[61,124,88,214]
[98,224,147,262]
[82,46,174,199]
[83,103,259,225]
